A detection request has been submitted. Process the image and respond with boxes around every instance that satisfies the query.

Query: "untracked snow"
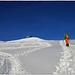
[0,37,75,75]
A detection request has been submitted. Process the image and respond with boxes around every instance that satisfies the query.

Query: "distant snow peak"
[25,37,45,41]
[8,37,45,43]
[0,37,51,51]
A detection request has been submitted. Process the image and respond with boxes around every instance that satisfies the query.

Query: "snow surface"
[0,0,75,1]
[0,37,75,75]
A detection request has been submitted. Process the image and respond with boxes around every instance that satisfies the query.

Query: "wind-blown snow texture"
[0,37,75,75]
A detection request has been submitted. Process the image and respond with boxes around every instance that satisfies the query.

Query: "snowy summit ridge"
[7,37,46,43]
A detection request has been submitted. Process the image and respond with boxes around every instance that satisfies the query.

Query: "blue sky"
[0,2,75,41]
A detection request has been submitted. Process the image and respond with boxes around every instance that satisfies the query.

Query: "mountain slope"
[0,37,75,75]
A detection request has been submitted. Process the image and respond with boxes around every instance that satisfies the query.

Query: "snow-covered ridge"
[0,37,51,50]
[7,37,46,42]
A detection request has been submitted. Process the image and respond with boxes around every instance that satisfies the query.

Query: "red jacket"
[65,38,69,44]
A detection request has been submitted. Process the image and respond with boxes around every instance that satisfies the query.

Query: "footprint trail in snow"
[54,41,75,74]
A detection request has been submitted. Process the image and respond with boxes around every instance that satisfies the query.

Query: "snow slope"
[0,37,75,75]
[54,40,75,75]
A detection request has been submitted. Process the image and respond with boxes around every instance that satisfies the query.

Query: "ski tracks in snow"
[54,40,75,74]
[14,41,51,57]
[0,38,51,75]
[0,51,27,75]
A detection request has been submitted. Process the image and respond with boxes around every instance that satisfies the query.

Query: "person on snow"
[64,34,69,47]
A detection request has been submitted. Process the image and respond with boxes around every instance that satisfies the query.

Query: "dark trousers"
[66,43,69,47]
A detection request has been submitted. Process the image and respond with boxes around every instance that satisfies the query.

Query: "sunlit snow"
[0,37,75,75]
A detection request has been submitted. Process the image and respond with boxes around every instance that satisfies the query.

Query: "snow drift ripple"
[0,51,27,75]
[54,40,75,74]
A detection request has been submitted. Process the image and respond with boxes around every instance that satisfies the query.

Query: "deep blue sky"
[0,2,75,41]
